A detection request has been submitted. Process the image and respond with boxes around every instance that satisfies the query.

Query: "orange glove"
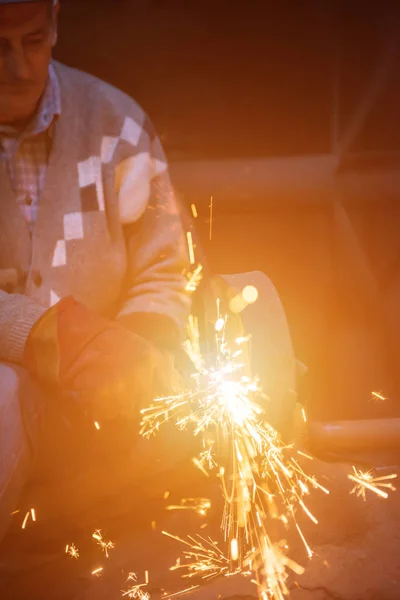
[24,297,180,420]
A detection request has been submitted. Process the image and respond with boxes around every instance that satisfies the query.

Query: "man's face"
[0,1,58,125]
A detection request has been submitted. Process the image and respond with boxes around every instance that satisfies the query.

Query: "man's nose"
[6,46,31,80]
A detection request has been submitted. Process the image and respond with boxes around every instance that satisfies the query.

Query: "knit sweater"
[0,61,191,364]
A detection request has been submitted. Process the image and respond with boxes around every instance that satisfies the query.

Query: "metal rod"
[170,154,400,212]
[308,419,400,451]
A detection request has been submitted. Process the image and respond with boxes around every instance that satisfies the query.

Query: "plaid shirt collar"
[0,62,61,139]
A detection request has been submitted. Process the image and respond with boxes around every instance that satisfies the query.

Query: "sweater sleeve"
[115,129,191,350]
[0,290,46,364]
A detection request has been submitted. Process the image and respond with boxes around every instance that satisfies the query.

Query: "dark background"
[55,0,400,160]
[54,0,400,422]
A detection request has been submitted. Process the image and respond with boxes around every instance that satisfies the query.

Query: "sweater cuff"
[0,294,46,365]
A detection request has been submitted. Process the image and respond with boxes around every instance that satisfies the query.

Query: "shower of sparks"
[191,204,198,218]
[92,566,103,576]
[30,508,36,521]
[140,307,330,599]
[92,529,115,558]
[122,572,151,599]
[94,421,101,430]
[301,408,307,423]
[166,498,211,517]
[146,234,383,597]
[371,391,386,403]
[66,543,80,559]
[348,467,397,501]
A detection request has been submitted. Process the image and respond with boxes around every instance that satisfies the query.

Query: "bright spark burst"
[92,529,115,558]
[371,391,387,403]
[348,467,397,501]
[66,543,80,559]
[122,572,151,599]
[140,307,330,599]
[143,231,394,598]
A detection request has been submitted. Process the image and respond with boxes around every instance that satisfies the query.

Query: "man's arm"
[0,290,45,364]
[115,126,191,351]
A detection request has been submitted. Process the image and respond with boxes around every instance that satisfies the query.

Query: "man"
[0,0,191,542]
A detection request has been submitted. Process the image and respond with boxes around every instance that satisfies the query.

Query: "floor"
[1,450,399,600]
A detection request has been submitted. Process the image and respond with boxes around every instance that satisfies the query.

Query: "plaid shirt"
[0,64,61,231]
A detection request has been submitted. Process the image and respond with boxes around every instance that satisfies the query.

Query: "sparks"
[122,572,151,599]
[166,497,211,517]
[92,529,115,558]
[164,532,233,581]
[185,264,203,293]
[66,543,80,559]
[348,467,397,501]
[141,306,329,599]
[92,566,103,576]
[164,585,200,598]
[371,391,387,403]
[186,231,195,265]
[21,511,30,529]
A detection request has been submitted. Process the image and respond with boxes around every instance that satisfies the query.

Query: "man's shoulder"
[53,60,147,124]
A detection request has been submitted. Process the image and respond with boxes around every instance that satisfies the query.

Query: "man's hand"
[24,297,181,421]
